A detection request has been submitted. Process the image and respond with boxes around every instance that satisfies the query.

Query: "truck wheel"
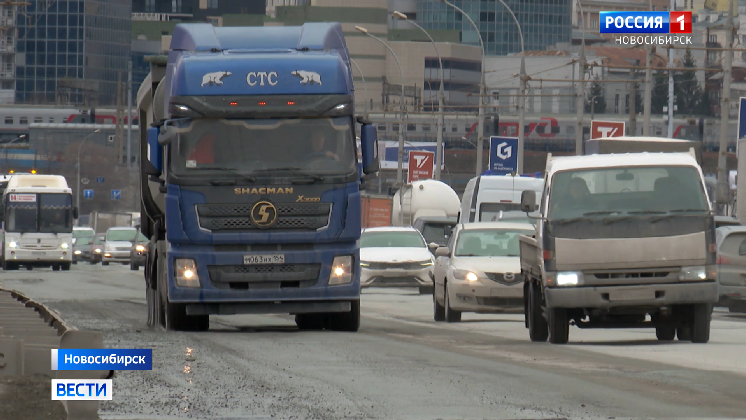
[656,326,676,341]
[164,296,209,332]
[26,266,32,270]
[61,263,70,271]
[528,282,549,342]
[327,300,360,332]
[677,326,692,341]
[433,288,446,322]
[146,287,158,328]
[130,262,139,271]
[548,308,569,344]
[444,283,461,322]
[102,261,109,266]
[691,303,712,343]
[419,286,434,295]
[52,265,60,271]
[2,261,17,271]
[295,314,325,330]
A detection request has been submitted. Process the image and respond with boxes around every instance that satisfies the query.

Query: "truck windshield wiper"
[601,211,665,225]
[253,167,325,183]
[627,210,666,215]
[583,211,620,216]
[190,167,257,183]
[651,209,707,223]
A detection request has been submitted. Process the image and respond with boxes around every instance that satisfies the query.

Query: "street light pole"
[2,134,27,150]
[356,26,406,186]
[441,0,485,176]
[392,11,445,180]
[576,0,587,155]
[349,58,369,119]
[76,129,101,211]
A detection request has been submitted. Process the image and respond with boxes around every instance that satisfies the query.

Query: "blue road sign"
[489,136,519,175]
[96,177,105,183]
[111,190,121,200]
[738,97,746,154]
[83,189,94,199]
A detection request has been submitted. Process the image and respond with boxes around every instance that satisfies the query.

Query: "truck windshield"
[421,223,454,244]
[170,117,356,177]
[548,166,709,221]
[455,229,533,257]
[4,193,73,233]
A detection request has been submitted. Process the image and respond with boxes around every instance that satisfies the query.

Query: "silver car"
[433,222,535,322]
[102,227,139,266]
[716,225,746,313]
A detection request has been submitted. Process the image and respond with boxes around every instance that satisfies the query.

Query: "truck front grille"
[208,263,321,290]
[196,203,331,232]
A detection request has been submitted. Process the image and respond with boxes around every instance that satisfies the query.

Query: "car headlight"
[453,268,479,282]
[74,250,81,255]
[679,266,714,281]
[94,248,102,254]
[556,272,580,286]
[60,243,69,249]
[174,258,200,287]
[329,255,353,285]
[8,241,17,248]
[135,245,145,252]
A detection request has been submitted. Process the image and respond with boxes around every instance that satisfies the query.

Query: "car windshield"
[93,236,105,245]
[170,117,356,177]
[75,237,92,246]
[548,166,709,221]
[4,193,73,233]
[455,229,533,257]
[360,231,426,248]
[73,229,95,238]
[107,229,137,242]
[420,222,454,244]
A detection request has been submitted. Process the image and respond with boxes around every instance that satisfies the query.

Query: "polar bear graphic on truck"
[291,70,322,85]
[201,71,232,87]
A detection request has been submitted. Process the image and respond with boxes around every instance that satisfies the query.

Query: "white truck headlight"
[329,256,353,285]
[175,258,200,287]
[60,243,69,249]
[556,272,580,286]
[679,266,713,281]
[74,250,82,255]
[8,241,17,248]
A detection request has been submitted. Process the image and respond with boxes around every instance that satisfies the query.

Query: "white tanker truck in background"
[392,180,461,251]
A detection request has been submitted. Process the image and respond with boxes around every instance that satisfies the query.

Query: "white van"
[459,174,544,223]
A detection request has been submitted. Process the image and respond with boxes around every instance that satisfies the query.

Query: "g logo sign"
[250,201,278,228]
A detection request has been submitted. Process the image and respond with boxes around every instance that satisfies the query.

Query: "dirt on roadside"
[0,374,67,420]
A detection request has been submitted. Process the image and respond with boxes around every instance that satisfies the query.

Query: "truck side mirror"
[521,190,536,213]
[360,123,379,175]
[434,246,450,257]
[147,126,163,173]
[73,207,79,219]
[158,124,176,146]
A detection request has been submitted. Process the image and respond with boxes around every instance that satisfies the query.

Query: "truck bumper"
[544,282,719,309]
[166,244,361,305]
[5,249,71,264]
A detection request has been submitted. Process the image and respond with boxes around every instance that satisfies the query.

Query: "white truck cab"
[1,175,77,271]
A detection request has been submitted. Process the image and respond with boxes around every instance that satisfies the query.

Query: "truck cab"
[519,152,718,344]
[137,22,378,331]
[1,175,78,271]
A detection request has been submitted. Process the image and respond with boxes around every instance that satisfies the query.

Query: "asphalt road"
[2,263,746,420]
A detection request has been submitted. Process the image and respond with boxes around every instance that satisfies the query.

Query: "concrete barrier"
[0,287,113,420]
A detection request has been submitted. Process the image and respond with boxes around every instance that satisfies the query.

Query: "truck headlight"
[329,256,353,285]
[556,272,580,286]
[8,241,17,248]
[60,243,69,249]
[74,250,81,255]
[679,266,712,281]
[135,245,145,252]
[174,258,200,287]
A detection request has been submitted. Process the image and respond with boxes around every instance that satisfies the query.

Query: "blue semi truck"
[135,22,379,331]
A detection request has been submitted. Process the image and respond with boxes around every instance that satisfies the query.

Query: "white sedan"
[360,226,435,294]
[433,222,535,322]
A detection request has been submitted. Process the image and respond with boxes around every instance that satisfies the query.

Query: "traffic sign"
[488,136,518,175]
[737,97,746,154]
[83,189,94,199]
[111,190,121,200]
[407,150,435,183]
[590,120,625,139]
[96,177,105,183]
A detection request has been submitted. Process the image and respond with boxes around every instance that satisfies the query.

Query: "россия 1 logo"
[600,11,692,34]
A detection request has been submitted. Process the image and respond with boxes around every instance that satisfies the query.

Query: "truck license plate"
[610,288,654,301]
[31,251,46,256]
[243,254,284,265]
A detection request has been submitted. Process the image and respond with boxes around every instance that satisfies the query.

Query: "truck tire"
[130,262,139,271]
[419,286,434,295]
[690,303,712,343]
[146,287,158,328]
[2,261,17,271]
[444,283,461,322]
[433,289,446,322]
[656,326,676,341]
[295,314,325,330]
[52,265,60,271]
[61,263,70,271]
[548,308,569,344]
[102,261,109,266]
[327,300,360,332]
[528,282,549,342]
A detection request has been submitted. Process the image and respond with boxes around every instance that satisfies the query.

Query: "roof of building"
[547,152,700,174]
[586,46,667,68]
